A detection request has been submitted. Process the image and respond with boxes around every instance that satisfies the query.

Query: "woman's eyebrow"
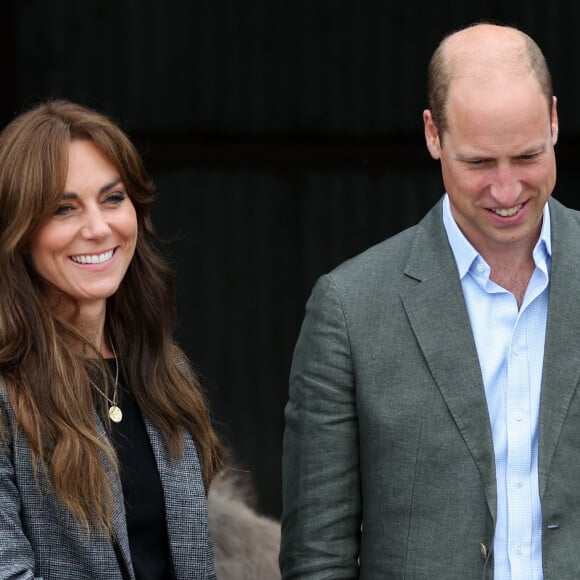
[63,178,123,198]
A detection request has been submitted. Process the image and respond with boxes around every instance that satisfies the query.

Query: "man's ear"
[423,109,442,160]
[551,96,559,145]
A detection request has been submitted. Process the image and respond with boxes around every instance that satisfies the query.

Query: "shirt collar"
[442,193,552,279]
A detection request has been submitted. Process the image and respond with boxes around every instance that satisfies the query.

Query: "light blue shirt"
[442,194,551,580]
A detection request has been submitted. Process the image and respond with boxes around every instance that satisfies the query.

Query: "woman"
[0,99,222,579]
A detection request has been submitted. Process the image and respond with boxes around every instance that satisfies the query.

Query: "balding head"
[427,23,553,137]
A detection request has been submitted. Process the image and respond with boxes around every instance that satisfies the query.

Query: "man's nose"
[489,165,523,206]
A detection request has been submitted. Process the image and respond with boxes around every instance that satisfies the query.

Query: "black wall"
[5,1,580,518]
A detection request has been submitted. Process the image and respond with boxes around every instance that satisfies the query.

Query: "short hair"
[426,23,554,136]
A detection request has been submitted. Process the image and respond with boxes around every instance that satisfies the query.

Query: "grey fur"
[208,467,281,580]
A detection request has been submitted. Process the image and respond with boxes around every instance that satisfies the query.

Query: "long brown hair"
[0,99,222,534]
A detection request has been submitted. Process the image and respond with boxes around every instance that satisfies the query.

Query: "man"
[280,22,580,579]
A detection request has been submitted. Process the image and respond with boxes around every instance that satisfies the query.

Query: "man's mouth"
[491,204,522,217]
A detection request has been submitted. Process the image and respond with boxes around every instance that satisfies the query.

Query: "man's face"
[424,73,558,260]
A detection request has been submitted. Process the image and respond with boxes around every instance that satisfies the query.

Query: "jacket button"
[479,543,489,559]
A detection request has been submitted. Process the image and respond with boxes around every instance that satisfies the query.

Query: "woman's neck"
[55,301,110,356]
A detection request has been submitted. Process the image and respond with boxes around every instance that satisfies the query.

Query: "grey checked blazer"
[281,196,580,578]
[0,383,216,580]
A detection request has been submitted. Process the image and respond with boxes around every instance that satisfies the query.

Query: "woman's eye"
[106,191,126,204]
[54,204,73,216]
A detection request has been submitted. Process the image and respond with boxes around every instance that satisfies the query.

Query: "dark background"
[4,1,580,519]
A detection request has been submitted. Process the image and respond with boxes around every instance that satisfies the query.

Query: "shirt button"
[516,546,524,555]
[514,412,523,422]
[515,481,523,489]
[513,345,520,355]
[477,263,485,273]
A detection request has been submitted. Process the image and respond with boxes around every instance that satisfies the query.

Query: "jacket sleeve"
[280,274,361,579]
[0,396,39,580]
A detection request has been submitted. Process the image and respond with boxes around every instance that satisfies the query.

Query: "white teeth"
[492,204,522,217]
[71,250,114,264]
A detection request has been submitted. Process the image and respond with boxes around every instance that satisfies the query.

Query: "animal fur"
[208,466,281,580]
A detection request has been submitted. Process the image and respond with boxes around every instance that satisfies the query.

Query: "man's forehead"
[443,26,529,78]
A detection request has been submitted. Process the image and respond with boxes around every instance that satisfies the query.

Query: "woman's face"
[29,139,138,316]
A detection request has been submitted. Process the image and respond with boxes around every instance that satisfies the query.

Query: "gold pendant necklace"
[90,332,123,423]
[108,404,123,423]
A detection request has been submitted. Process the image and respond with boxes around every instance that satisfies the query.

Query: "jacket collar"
[538,198,580,495]
[401,197,497,518]
[401,196,580,515]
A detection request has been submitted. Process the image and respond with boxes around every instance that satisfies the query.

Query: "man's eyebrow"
[62,179,123,198]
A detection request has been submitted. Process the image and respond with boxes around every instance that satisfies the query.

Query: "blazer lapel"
[538,198,580,495]
[94,414,135,580]
[144,419,214,580]
[401,200,497,517]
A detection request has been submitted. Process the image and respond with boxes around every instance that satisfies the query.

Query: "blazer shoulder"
[325,199,446,291]
[329,223,419,284]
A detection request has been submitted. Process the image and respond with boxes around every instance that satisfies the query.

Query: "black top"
[105,358,175,580]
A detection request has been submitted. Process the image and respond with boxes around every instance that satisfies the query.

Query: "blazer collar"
[538,198,580,495]
[401,197,497,517]
[94,414,136,579]
[401,196,580,512]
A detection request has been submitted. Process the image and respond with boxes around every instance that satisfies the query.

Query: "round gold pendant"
[109,405,123,423]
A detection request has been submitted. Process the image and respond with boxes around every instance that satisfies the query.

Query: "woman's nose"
[80,208,111,239]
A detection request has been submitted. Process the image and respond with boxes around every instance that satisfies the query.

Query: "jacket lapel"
[94,414,135,580]
[538,198,580,495]
[401,199,497,517]
[144,419,214,580]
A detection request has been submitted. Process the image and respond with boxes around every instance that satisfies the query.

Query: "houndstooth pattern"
[0,381,216,580]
